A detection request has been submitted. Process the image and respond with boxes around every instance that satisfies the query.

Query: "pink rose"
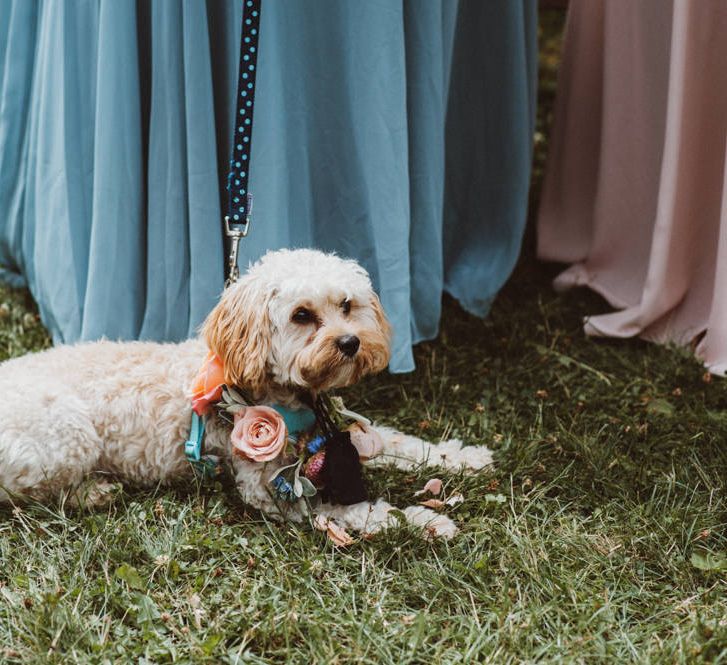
[230,406,287,462]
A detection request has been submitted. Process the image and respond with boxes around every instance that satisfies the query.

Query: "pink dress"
[537,0,727,375]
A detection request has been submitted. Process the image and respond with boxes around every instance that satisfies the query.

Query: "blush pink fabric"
[537,0,727,375]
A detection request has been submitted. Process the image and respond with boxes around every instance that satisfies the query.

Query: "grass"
[1,8,726,664]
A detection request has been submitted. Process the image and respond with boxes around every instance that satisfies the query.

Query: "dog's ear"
[367,291,392,372]
[200,275,272,394]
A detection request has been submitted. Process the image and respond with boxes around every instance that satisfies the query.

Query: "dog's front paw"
[440,441,494,471]
[368,426,494,473]
[402,505,458,540]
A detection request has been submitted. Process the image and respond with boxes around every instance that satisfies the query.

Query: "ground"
[1,9,725,664]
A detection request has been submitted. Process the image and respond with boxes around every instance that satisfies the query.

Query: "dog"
[0,249,492,539]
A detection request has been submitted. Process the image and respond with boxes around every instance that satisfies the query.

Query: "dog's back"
[0,338,206,501]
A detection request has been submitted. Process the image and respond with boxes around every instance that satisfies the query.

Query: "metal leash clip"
[224,194,253,286]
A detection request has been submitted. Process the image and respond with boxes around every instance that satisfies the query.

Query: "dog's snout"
[336,334,360,357]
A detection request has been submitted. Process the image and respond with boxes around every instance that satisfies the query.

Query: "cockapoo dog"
[0,249,492,539]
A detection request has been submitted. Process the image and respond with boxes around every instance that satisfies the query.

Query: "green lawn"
[1,9,726,664]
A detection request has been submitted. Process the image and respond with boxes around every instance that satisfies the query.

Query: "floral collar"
[189,350,316,437]
[186,352,382,506]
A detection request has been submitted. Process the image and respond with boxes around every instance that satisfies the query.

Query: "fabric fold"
[0,0,536,372]
[538,0,727,375]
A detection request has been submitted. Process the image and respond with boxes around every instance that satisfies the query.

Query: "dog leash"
[193,7,364,504]
[224,0,262,286]
[185,1,262,479]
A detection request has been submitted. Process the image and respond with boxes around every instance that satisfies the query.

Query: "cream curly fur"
[0,249,492,539]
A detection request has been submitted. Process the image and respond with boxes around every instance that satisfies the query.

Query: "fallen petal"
[445,493,464,506]
[414,478,443,496]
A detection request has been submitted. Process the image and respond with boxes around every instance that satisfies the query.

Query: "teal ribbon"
[271,404,316,440]
[184,412,222,480]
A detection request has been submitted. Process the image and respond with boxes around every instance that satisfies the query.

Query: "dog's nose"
[336,334,360,357]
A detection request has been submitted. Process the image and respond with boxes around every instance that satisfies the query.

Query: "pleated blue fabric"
[0,0,536,372]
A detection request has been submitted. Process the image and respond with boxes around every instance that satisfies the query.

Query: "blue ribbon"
[271,404,317,440]
[184,412,221,480]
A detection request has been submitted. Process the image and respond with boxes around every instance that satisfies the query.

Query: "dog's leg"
[316,499,458,540]
[365,425,494,472]
[0,388,103,503]
[311,426,493,541]
[66,477,122,510]
[232,458,307,523]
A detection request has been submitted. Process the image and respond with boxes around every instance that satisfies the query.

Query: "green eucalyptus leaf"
[337,407,371,426]
[226,387,248,405]
[268,460,301,483]
[298,477,318,497]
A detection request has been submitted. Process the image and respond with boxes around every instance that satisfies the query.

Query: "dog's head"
[200,249,391,396]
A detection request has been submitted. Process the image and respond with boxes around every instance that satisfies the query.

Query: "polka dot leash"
[224,0,262,285]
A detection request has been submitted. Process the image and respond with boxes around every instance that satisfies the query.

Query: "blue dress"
[0,0,536,372]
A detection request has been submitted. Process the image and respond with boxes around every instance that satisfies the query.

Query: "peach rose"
[190,352,226,415]
[231,406,288,462]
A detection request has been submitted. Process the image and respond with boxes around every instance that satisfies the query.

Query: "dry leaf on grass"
[419,491,464,510]
[419,498,445,510]
[313,515,355,547]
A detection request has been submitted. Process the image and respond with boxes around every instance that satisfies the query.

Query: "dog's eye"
[292,308,315,324]
[341,299,351,315]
